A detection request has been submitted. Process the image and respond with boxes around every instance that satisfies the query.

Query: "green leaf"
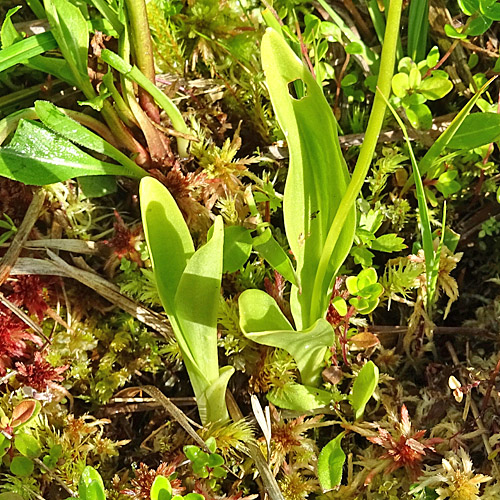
[34,101,147,178]
[79,175,117,198]
[331,296,347,316]
[79,466,106,500]
[480,0,500,19]
[447,112,500,149]
[140,176,195,316]
[407,0,429,62]
[268,382,336,411]
[444,24,467,39]
[392,72,410,98]
[217,225,252,273]
[14,433,41,458]
[43,0,93,92]
[317,433,346,490]
[465,14,492,36]
[419,75,453,100]
[100,49,190,158]
[370,233,406,252]
[252,228,298,286]
[239,289,294,333]
[0,119,142,185]
[262,28,355,329]
[150,476,172,500]
[435,170,461,197]
[10,456,34,477]
[405,103,433,129]
[350,361,379,420]
[1,7,24,47]
[241,315,334,387]
[0,31,58,73]
[351,246,374,267]
[458,0,479,15]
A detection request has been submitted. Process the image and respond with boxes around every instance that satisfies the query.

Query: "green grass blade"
[26,0,47,19]
[101,49,191,158]
[402,76,497,195]
[316,0,378,69]
[0,32,57,73]
[407,0,429,62]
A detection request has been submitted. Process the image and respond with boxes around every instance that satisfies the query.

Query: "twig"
[34,458,76,497]
[0,188,45,285]
[10,256,173,338]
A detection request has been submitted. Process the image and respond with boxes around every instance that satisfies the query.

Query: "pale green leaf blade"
[267,382,336,412]
[0,120,139,185]
[199,366,234,424]
[262,28,355,328]
[252,228,298,286]
[318,433,346,491]
[139,176,194,316]
[350,361,379,420]
[242,318,334,387]
[239,289,293,334]
[174,216,224,385]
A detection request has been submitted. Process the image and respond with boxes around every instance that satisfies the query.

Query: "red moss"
[15,351,68,392]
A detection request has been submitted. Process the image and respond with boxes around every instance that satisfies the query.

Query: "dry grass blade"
[0,188,45,285]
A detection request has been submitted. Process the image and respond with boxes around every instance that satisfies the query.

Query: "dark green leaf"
[78,175,117,198]
[10,456,34,477]
[447,112,500,149]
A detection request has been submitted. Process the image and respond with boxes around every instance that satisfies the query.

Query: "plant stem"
[124,0,160,123]
[310,0,403,323]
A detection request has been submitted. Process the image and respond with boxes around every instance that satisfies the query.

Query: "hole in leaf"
[288,79,308,100]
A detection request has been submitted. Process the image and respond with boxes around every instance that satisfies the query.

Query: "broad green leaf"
[391,73,409,98]
[262,28,355,329]
[465,14,492,36]
[435,170,461,197]
[480,0,500,19]
[140,176,194,316]
[213,225,252,273]
[174,216,224,389]
[419,76,453,100]
[26,0,46,19]
[0,120,141,185]
[14,433,41,458]
[10,456,34,477]
[151,476,172,500]
[458,0,479,15]
[317,432,346,490]
[350,361,379,420]
[0,31,57,73]
[252,228,298,286]
[34,101,147,179]
[79,466,105,500]
[447,112,500,149]
[239,289,293,333]
[267,382,336,411]
[0,493,24,500]
[242,314,334,386]
[444,24,467,39]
